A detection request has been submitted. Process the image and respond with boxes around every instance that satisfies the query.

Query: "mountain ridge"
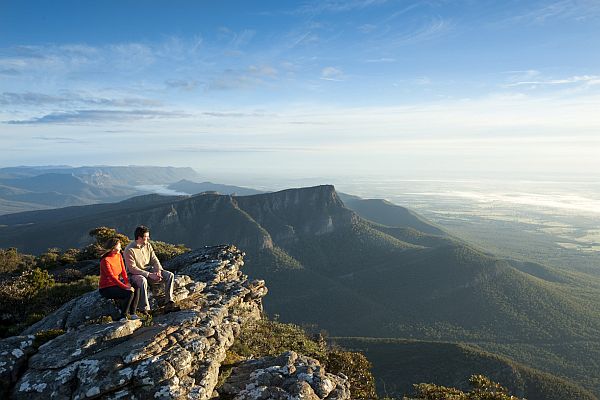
[0,166,202,215]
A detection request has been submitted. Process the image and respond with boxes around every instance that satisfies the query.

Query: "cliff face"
[234,185,356,246]
[0,245,349,400]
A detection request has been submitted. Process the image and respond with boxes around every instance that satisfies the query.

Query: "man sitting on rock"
[124,225,178,315]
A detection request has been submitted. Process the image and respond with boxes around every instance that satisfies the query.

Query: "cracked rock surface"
[219,350,351,400]
[1,245,270,399]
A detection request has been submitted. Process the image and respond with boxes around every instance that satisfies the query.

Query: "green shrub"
[326,348,377,399]
[231,318,326,360]
[59,248,81,265]
[85,315,113,326]
[36,248,62,269]
[54,268,85,283]
[33,329,65,348]
[45,275,98,305]
[25,313,45,325]
[0,248,36,274]
[89,226,131,247]
[151,241,190,262]
[79,227,131,260]
[405,375,524,400]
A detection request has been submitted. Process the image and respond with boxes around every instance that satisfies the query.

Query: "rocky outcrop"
[23,274,205,335]
[0,335,36,396]
[0,245,275,399]
[219,351,351,400]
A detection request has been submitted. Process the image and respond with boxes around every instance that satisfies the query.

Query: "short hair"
[134,225,150,240]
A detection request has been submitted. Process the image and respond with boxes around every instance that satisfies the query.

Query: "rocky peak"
[234,185,356,244]
[0,245,350,399]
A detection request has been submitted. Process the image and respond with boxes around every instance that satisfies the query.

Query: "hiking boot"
[165,301,180,312]
[129,314,140,321]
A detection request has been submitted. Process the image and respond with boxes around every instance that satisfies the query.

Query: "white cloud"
[207,65,279,91]
[358,24,378,33]
[249,65,278,77]
[388,17,452,46]
[320,66,344,81]
[165,79,200,91]
[0,91,161,107]
[365,57,396,63]
[295,0,388,14]
[506,74,600,87]
[509,0,600,24]
[5,109,188,124]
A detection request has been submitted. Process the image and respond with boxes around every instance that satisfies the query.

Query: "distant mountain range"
[0,166,258,215]
[168,179,264,196]
[0,165,200,185]
[1,184,599,395]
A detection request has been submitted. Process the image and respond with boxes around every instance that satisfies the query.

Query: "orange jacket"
[99,252,130,290]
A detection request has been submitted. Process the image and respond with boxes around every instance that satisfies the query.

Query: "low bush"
[54,268,85,283]
[405,375,524,400]
[151,241,190,262]
[0,247,36,274]
[33,329,65,348]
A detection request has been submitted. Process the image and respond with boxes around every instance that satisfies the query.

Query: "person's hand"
[148,272,162,282]
[125,284,134,292]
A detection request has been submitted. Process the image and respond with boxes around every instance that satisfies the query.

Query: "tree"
[79,227,131,260]
[0,248,35,274]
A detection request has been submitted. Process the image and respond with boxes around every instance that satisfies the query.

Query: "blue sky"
[1,0,599,181]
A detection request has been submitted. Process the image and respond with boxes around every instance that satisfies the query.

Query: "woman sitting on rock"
[99,237,140,321]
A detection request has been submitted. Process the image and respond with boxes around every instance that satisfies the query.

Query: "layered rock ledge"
[1,245,269,399]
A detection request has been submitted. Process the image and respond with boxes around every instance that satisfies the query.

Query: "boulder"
[219,351,351,400]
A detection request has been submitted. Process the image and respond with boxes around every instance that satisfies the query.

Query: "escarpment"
[0,245,350,399]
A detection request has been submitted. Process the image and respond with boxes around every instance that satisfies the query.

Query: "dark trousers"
[99,285,139,318]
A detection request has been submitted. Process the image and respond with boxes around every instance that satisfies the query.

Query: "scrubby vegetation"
[151,240,190,262]
[33,329,65,348]
[0,269,98,337]
[405,375,524,400]
[0,247,35,273]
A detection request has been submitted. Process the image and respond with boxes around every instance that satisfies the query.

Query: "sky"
[1,0,599,182]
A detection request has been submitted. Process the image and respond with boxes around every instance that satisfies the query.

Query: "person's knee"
[133,275,148,288]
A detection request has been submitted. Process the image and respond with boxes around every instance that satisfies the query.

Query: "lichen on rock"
[219,350,350,399]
